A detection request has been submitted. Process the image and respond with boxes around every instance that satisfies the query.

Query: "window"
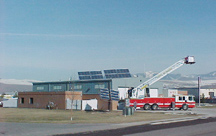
[53,86,62,90]
[74,84,82,90]
[189,96,193,101]
[29,98,33,104]
[95,84,105,89]
[179,97,183,101]
[20,98,24,104]
[183,96,185,100]
[36,86,44,90]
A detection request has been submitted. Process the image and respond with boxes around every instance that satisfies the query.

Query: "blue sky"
[0,0,216,81]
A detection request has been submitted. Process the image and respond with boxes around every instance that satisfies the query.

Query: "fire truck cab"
[175,95,195,110]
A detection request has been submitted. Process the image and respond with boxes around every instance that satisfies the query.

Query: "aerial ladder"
[131,56,195,99]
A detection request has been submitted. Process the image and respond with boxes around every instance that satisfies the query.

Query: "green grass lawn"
[0,108,195,124]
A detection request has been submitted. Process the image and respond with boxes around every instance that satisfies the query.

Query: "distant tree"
[201,93,205,103]
[13,91,18,98]
[1,93,5,98]
[0,93,5,100]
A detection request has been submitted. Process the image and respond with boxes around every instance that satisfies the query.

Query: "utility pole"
[198,76,201,107]
[69,78,74,121]
[108,82,111,111]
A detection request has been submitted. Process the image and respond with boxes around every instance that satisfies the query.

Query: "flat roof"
[32,79,112,85]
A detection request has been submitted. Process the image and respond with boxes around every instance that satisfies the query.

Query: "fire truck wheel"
[151,104,158,110]
[182,104,188,111]
[143,104,150,110]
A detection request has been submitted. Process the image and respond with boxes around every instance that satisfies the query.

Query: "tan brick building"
[18,91,82,109]
[18,91,118,110]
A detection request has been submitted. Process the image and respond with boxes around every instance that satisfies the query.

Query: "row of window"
[74,85,82,89]
[53,86,62,90]
[95,84,105,89]
[36,84,105,91]
[178,96,194,101]
[37,87,44,90]
[37,86,63,90]
[20,97,33,104]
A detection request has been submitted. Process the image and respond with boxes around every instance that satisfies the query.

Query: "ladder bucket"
[184,56,195,64]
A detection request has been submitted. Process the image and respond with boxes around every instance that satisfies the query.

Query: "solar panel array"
[104,69,131,79]
[78,69,131,80]
[78,71,103,80]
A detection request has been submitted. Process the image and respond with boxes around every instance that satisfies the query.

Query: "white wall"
[150,89,158,97]
[66,99,81,110]
[118,87,159,98]
[168,89,178,97]
[3,98,18,108]
[82,99,98,111]
[112,77,164,95]
[200,89,216,98]
[118,87,129,99]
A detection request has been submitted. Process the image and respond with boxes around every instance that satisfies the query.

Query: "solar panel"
[78,69,131,80]
[78,71,90,75]
[117,69,129,73]
[91,75,103,79]
[104,69,131,79]
[79,76,91,80]
[78,71,103,80]
[104,69,117,74]
[90,71,102,75]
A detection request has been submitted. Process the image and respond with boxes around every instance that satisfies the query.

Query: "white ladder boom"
[131,56,195,99]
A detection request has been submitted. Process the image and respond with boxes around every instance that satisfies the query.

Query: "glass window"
[179,97,183,101]
[20,98,24,104]
[29,98,33,104]
[189,96,193,101]
[36,86,44,90]
[53,86,62,90]
[183,96,185,100]
[74,84,82,90]
[95,84,105,89]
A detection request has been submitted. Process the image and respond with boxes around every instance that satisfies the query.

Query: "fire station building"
[18,69,164,110]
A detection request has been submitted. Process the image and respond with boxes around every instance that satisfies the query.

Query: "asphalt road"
[57,117,216,136]
[126,121,216,136]
[0,107,216,136]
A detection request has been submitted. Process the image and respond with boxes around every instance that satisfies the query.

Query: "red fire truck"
[129,56,196,110]
[130,95,195,110]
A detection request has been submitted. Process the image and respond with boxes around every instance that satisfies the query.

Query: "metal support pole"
[70,80,74,121]
[108,82,111,111]
[108,89,111,111]
[198,76,201,107]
